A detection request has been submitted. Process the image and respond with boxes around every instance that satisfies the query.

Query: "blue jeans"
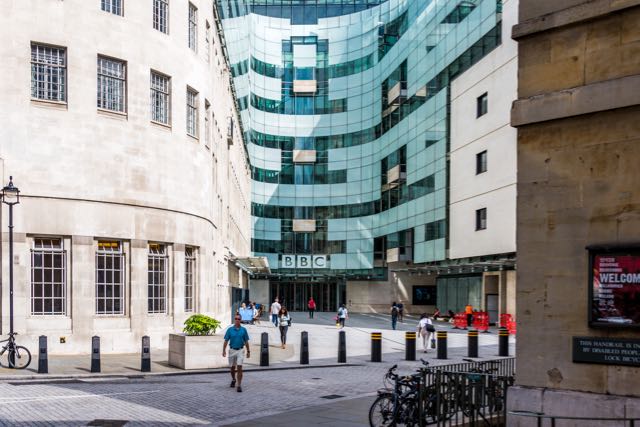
[391,317,397,330]
[271,314,278,326]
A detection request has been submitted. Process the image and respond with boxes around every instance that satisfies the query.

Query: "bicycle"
[0,332,32,369]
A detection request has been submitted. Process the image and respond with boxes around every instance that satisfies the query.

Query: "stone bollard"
[38,335,48,374]
[141,335,151,372]
[91,336,100,373]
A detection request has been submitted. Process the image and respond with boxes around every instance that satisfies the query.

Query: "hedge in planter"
[183,314,221,336]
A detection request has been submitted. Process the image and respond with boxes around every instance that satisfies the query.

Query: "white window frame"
[30,238,67,316]
[97,55,127,113]
[186,87,198,137]
[205,20,211,62]
[31,43,67,103]
[96,241,125,315]
[150,71,171,125]
[188,3,198,51]
[185,247,196,312]
[148,243,168,314]
[101,0,123,16]
[153,0,169,34]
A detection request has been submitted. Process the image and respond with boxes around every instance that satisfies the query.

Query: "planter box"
[168,333,228,370]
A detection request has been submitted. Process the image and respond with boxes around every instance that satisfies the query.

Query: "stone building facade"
[0,0,251,354]
[509,0,640,421]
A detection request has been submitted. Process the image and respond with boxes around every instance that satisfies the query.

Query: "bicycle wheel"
[0,346,32,369]
[369,394,396,427]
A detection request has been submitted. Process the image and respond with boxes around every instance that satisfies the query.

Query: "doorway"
[269,279,341,312]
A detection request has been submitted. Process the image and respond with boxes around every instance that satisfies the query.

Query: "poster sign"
[573,337,640,367]
[589,247,640,328]
[412,286,437,306]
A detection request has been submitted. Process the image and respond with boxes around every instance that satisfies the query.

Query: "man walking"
[308,296,316,319]
[223,314,251,392]
[465,303,473,329]
[390,302,399,330]
[270,297,281,326]
[337,303,348,328]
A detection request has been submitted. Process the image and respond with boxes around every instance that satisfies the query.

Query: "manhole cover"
[86,420,128,427]
[320,394,344,399]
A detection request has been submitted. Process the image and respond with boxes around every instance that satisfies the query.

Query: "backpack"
[391,306,398,316]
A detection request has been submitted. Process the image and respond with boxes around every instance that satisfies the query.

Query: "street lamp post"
[2,177,20,366]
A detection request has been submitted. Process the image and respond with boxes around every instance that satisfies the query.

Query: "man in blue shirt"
[223,314,251,392]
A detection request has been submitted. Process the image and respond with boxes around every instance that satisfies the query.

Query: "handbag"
[426,323,436,332]
[431,338,436,349]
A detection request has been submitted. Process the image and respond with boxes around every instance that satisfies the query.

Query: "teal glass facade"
[216,0,503,279]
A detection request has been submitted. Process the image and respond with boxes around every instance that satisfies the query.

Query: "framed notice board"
[588,245,640,328]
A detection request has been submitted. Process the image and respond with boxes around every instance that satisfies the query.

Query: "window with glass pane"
[186,88,198,137]
[185,247,195,312]
[101,0,123,16]
[97,56,126,112]
[188,3,197,51]
[205,21,211,62]
[153,0,169,34]
[150,71,170,124]
[31,238,66,315]
[31,44,67,102]
[148,243,167,313]
[96,241,125,315]
[204,100,211,147]
[476,208,487,231]
[476,150,487,174]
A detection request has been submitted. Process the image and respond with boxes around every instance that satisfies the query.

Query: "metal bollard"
[91,336,100,373]
[371,332,382,362]
[405,331,416,361]
[141,335,151,372]
[260,332,269,366]
[338,330,347,363]
[300,331,309,365]
[499,327,509,357]
[38,335,48,374]
[437,331,447,360]
[468,329,479,358]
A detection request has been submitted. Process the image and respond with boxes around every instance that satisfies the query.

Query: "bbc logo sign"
[281,255,328,269]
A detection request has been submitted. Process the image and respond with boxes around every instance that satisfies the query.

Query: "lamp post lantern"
[2,176,20,365]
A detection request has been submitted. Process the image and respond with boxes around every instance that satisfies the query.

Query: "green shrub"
[183,314,221,336]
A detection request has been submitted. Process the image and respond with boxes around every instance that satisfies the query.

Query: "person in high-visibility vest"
[465,304,473,328]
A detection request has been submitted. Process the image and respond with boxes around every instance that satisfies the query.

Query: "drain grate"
[311,377,322,380]
[320,394,344,399]
[86,420,128,427]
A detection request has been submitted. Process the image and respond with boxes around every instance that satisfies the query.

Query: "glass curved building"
[215,0,507,311]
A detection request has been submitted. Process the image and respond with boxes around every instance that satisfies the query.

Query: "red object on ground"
[453,313,468,329]
[507,318,517,335]
[500,313,513,328]
[473,312,489,332]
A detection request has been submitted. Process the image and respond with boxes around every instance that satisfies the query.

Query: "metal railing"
[509,410,640,427]
[417,357,516,426]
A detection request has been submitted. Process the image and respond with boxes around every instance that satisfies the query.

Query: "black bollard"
[499,327,509,356]
[141,335,151,372]
[468,329,479,358]
[338,330,346,363]
[38,335,48,374]
[260,332,269,366]
[91,336,100,373]
[371,332,382,362]
[437,331,447,360]
[300,331,309,365]
[405,331,416,361]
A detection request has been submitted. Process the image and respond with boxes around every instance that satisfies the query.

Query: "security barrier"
[472,311,490,332]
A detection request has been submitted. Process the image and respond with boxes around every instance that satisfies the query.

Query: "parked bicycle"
[0,332,32,369]
[369,360,451,427]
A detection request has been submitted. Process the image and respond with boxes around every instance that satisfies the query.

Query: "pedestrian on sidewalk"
[465,304,473,329]
[417,313,436,353]
[397,302,404,323]
[222,314,251,393]
[278,307,292,349]
[390,302,399,330]
[308,296,316,319]
[270,297,281,327]
[337,304,348,328]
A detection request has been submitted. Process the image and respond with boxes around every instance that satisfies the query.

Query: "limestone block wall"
[512,0,640,414]
[0,0,250,354]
